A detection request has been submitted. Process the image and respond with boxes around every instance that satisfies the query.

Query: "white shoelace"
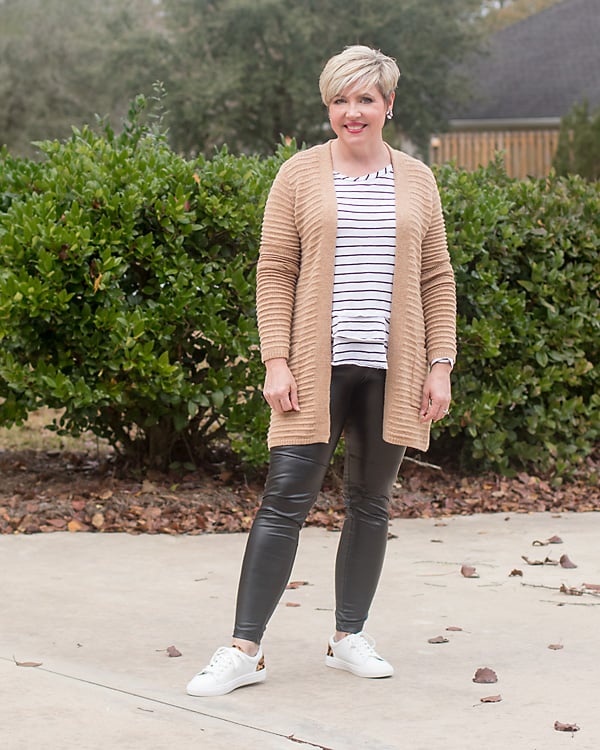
[345,633,382,660]
[201,646,246,676]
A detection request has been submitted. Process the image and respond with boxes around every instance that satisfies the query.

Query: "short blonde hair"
[319,45,400,106]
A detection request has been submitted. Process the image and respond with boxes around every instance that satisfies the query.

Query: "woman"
[187,45,456,697]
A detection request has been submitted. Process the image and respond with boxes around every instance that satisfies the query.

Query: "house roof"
[449,0,600,122]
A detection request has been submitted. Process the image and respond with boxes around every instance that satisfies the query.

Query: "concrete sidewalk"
[1,511,599,750]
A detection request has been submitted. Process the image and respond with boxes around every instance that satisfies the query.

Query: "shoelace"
[346,633,382,659]
[202,646,245,675]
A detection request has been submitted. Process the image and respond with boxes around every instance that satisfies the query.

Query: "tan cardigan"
[256,141,456,451]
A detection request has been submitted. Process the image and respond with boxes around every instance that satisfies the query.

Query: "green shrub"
[0,97,289,469]
[433,159,600,475]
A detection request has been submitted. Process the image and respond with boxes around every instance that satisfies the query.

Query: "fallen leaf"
[67,519,89,532]
[14,658,42,667]
[548,644,564,650]
[166,645,182,657]
[480,694,502,703]
[559,554,578,569]
[91,512,104,529]
[560,583,583,596]
[428,635,449,644]
[521,555,558,566]
[461,564,479,578]
[473,667,498,684]
[285,602,301,607]
[286,581,310,589]
[583,582,600,591]
[71,498,86,512]
[554,721,580,732]
[509,568,523,577]
[532,535,563,546]
[446,626,463,632]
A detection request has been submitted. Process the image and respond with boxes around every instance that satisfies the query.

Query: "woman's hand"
[420,362,452,423]
[263,358,300,414]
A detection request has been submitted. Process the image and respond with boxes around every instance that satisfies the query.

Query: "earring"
[386,110,394,120]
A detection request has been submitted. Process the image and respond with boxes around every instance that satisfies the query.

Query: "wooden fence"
[429,129,561,179]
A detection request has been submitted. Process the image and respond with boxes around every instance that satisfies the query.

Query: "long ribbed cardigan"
[256,141,456,452]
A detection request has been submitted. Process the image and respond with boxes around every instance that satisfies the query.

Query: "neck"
[331,139,390,177]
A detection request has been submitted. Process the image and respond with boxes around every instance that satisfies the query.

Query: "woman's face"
[327,83,393,147]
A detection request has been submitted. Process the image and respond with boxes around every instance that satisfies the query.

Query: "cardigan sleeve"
[420,171,457,364]
[256,162,301,362]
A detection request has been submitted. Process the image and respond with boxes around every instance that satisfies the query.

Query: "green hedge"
[0,103,598,476]
[434,160,599,475]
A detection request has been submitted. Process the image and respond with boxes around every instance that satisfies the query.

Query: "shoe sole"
[325,655,393,679]
[186,668,267,697]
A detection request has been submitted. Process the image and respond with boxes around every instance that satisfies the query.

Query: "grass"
[0,408,111,453]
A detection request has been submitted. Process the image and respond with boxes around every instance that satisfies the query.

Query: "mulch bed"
[1,448,599,535]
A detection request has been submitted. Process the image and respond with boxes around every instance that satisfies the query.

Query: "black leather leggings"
[233,365,406,643]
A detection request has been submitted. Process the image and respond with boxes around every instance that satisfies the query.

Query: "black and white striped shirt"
[331,164,396,368]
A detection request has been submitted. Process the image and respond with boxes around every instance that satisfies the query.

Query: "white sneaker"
[186,646,267,697]
[325,632,394,678]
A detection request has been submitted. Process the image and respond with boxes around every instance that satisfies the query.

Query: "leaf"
[461,564,479,578]
[67,519,89,532]
[285,602,301,607]
[509,568,523,577]
[480,694,502,703]
[548,644,564,650]
[521,555,558,566]
[554,721,580,732]
[286,581,310,589]
[446,626,463,632]
[473,667,498,684]
[560,584,583,596]
[559,554,577,569]
[166,645,182,657]
[14,658,42,667]
[583,582,600,591]
[91,512,104,529]
[428,635,449,644]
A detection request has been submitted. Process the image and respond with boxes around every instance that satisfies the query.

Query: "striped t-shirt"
[331,164,396,368]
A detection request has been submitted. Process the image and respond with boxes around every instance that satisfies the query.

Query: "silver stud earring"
[386,110,394,120]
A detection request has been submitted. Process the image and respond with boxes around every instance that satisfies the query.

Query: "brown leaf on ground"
[428,635,449,644]
[67,519,90,532]
[480,694,502,703]
[509,568,523,577]
[166,646,182,657]
[461,564,479,578]
[446,626,463,631]
[583,582,600,591]
[521,555,558,566]
[554,721,580,732]
[14,658,42,667]
[548,644,564,650]
[473,667,498,684]
[559,554,578,569]
[286,581,310,589]
[532,535,563,546]
[560,584,584,596]
[285,602,301,607]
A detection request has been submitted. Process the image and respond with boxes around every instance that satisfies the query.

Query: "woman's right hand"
[263,358,300,414]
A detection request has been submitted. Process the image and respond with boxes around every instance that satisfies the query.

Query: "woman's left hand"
[420,363,452,423]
